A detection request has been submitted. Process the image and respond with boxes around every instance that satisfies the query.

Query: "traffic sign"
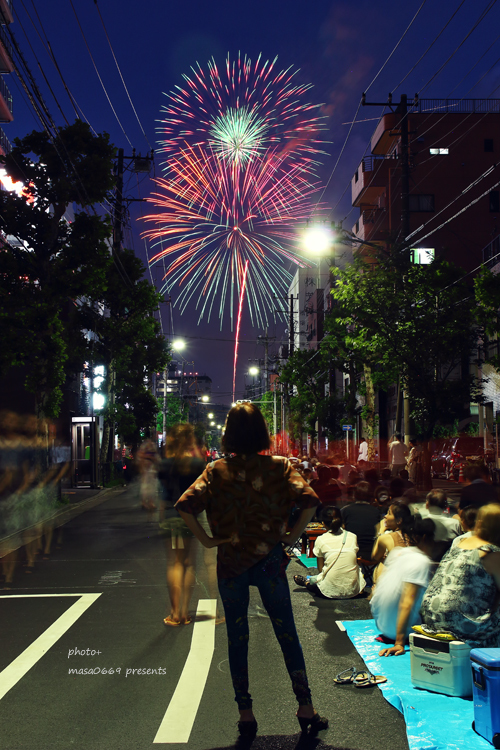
[342,425,353,431]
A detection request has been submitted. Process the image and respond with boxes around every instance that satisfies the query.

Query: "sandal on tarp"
[333,667,357,684]
[354,671,387,688]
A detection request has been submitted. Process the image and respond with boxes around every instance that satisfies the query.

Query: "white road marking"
[0,593,101,701]
[335,620,346,632]
[154,598,217,744]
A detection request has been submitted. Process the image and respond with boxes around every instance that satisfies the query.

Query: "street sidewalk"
[0,484,123,559]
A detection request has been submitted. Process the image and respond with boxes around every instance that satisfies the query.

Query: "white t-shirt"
[358,441,368,462]
[451,530,472,547]
[370,546,431,640]
[389,440,407,465]
[419,507,462,542]
[313,530,364,599]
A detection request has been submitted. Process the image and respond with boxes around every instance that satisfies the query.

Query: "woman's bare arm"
[177,510,233,549]
[379,582,422,656]
[371,533,393,564]
[281,507,316,547]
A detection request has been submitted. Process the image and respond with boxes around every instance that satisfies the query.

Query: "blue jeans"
[218,543,312,710]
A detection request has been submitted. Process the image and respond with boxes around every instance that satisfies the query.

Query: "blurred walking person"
[176,403,328,737]
[136,439,160,511]
[158,424,205,626]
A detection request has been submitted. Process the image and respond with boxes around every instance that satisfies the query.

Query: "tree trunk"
[364,364,377,462]
[421,439,433,491]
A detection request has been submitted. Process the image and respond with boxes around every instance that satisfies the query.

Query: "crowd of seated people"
[292,451,500,657]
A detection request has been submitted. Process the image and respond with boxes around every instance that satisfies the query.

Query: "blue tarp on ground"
[342,619,490,750]
[296,554,318,569]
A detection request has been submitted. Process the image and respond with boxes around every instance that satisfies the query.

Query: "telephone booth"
[71,416,102,488]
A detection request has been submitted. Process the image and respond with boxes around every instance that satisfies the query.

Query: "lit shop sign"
[411,248,434,265]
[0,168,35,203]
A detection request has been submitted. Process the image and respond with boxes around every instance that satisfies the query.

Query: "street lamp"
[249,366,259,377]
[162,338,187,446]
[201,395,209,402]
[301,224,335,255]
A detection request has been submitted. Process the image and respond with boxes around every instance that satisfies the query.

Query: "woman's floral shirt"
[176,454,318,578]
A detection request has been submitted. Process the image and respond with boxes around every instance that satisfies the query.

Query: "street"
[1,487,409,750]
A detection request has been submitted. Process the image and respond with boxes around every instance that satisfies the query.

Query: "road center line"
[0,593,102,701]
[153,598,217,744]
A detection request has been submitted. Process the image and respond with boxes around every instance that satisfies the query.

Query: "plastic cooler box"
[471,648,500,748]
[409,633,472,697]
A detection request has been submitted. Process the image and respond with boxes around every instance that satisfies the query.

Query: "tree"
[0,121,115,416]
[84,248,169,458]
[279,346,350,452]
[156,395,189,433]
[329,253,480,487]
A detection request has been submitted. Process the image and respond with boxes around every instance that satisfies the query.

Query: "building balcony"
[0,23,13,73]
[0,0,13,24]
[352,156,390,207]
[352,208,388,242]
[371,112,400,155]
[0,75,12,122]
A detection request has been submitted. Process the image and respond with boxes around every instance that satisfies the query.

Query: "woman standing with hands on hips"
[176,403,328,737]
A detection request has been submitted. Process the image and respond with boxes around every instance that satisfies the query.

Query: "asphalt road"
[0,487,409,750]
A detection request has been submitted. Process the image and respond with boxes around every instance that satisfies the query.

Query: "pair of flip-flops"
[334,667,387,688]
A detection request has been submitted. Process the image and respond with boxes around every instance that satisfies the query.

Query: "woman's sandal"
[293,575,308,587]
[163,616,181,627]
[182,617,192,625]
[333,666,357,684]
[354,671,387,688]
[296,712,329,734]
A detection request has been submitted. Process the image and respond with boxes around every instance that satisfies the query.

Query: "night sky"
[8,0,500,404]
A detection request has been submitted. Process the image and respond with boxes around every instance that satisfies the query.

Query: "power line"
[68,0,133,149]
[93,0,152,152]
[418,0,499,95]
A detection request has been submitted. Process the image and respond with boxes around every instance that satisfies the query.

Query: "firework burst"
[158,53,327,169]
[143,143,322,328]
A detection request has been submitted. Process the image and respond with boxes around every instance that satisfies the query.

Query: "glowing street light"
[301,224,335,255]
[208,412,214,419]
[201,395,209,402]
[249,366,259,377]
[172,339,186,351]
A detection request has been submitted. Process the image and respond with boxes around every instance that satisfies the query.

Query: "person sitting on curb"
[459,463,498,510]
[294,507,365,598]
[451,505,478,547]
[370,516,435,656]
[371,502,413,583]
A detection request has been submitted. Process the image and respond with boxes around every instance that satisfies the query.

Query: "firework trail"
[233,260,249,403]
[143,143,322,328]
[146,53,326,397]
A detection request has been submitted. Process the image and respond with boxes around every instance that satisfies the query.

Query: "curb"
[0,485,122,559]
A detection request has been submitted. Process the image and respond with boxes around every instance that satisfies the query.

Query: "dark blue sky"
[8,0,500,403]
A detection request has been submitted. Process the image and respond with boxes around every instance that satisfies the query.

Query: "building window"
[429,148,449,155]
[354,170,358,183]
[409,194,435,212]
[485,139,494,152]
[490,191,500,213]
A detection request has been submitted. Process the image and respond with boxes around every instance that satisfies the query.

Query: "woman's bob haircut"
[221,403,271,455]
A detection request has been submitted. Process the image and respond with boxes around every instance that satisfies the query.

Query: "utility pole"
[162,296,171,448]
[113,148,124,254]
[362,92,416,444]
